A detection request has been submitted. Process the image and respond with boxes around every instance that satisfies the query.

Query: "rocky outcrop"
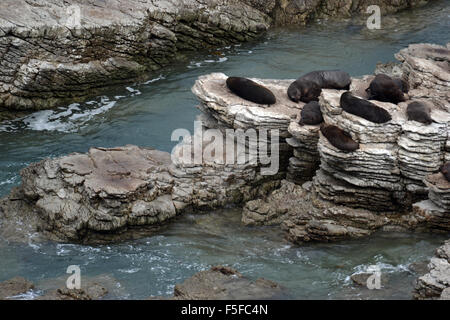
[396,43,450,111]
[0,73,299,243]
[244,42,450,243]
[0,141,279,242]
[0,0,270,112]
[1,42,449,243]
[247,0,432,26]
[171,266,288,300]
[0,275,111,300]
[0,1,435,113]
[414,240,450,300]
[0,277,34,300]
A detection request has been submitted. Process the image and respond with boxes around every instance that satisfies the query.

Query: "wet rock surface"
[171,266,288,300]
[0,277,34,299]
[0,141,279,242]
[414,240,450,299]
[0,274,119,300]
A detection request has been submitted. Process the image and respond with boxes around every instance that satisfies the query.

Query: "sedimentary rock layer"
[0,0,434,112]
[414,240,450,300]
[0,0,270,111]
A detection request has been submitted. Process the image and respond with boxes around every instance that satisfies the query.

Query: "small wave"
[143,75,165,85]
[8,290,41,300]
[118,268,141,274]
[0,176,18,186]
[352,262,410,275]
[125,87,142,96]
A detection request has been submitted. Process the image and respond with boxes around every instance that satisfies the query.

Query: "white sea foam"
[118,268,141,274]
[143,74,165,85]
[0,176,18,186]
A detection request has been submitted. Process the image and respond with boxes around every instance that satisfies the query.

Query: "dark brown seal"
[226,77,276,105]
[300,70,352,90]
[320,124,359,152]
[299,101,323,125]
[287,79,322,103]
[407,101,433,125]
[288,70,351,103]
[340,92,392,124]
[366,74,406,104]
[440,162,450,182]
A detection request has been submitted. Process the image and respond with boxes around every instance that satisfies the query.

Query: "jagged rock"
[414,240,450,300]
[265,0,429,26]
[0,0,271,112]
[244,179,446,244]
[242,180,306,226]
[425,173,450,211]
[0,277,34,300]
[396,43,450,111]
[0,137,280,242]
[409,261,430,276]
[171,266,288,300]
[0,1,435,113]
[38,284,108,301]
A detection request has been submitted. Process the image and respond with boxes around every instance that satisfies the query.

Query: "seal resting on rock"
[287,79,322,103]
[300,70,352,90]
[320,124,359,152]
[340,92,392,124]
[288,70,351,103]
[226,77,276,105]
[407,101,434,125]
[440,162,450,182]
[366,74,406,104]
[299,101,323,125]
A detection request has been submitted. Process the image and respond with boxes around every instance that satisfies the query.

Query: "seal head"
[299,101,323,125]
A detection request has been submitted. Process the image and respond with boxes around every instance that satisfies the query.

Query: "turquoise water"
[0,1,449,299]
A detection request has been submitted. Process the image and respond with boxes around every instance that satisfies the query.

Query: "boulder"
[172,266,288,300]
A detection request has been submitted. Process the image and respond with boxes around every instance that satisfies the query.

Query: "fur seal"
[440,162,450,182]
[406,101,433,125]
[340,92,392,124]
[226,77,276,105]
[288,70,351,103]
[393,78,409,94]
[288,79,322,103]
[320,124,359,152]
[300,70,352,90]
[366,74,406,104]
[299,101,323,125]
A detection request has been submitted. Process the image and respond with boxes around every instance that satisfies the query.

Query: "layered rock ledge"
[414,240,450,300]
[0,0,434,113]
[1,42,450,246]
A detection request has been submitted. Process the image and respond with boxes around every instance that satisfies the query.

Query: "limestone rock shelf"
[0,0,433,113]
